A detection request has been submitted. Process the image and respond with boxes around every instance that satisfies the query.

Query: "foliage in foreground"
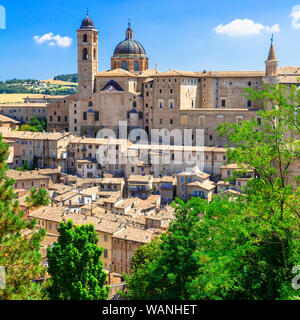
[46,220,110,300]
[125,84,300,300]
[0,134,46,300]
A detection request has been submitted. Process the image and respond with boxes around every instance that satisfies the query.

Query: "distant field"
[41,79,77,86]
[0,93,44,104]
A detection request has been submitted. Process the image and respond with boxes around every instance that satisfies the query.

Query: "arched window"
[83,34,87,43]
[83,48,88,60]
[133,101,137,108]
[88,101,93,107]
[121,61,127,70]
[134,61,139,71]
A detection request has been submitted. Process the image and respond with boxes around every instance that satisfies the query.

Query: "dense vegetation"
[19,116,47,132]
[0,77,78,95]
[53,73,78,83]
[46,220,109,300]
[0,134,46,299]
[125,84,300,300]
[25,187,51,208]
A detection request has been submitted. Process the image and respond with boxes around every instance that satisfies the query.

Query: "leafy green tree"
[46,220,109,300]
[0,134,46,300]
[124,237,162,299]
[126,199,202,300]
[25,187,51,208]
[125,83,300,300]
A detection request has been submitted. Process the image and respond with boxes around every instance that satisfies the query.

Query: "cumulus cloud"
[290,5,300,29]
[213,19,280,36]
[33,32,73,47]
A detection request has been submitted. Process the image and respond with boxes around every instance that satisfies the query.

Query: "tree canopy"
[46,220,110,300]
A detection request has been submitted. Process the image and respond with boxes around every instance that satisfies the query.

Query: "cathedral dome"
[113,24,146,57]
[80,13,95,29]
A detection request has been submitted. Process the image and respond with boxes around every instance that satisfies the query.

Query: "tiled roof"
[7,169,51,181]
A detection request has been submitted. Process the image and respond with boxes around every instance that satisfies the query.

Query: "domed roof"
[80,12,95,29]
[114,40,146,56]
[113,23,146,56]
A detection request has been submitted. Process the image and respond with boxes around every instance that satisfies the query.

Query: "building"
[0,114,20,129]
[127,174,153,199]
[0,128,72,171]
[7,169,51,190]
[46,13,299,148]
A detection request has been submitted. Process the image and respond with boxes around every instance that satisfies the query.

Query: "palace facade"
[47,13,300,147]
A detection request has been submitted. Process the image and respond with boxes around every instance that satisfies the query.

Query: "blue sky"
[0,0,299,81]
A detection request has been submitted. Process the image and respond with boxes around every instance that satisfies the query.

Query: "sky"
[0,0,299,81]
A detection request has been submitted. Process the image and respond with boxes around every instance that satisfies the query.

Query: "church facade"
[47,13,300,148]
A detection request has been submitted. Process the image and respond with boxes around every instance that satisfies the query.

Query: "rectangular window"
[158,99,164,109]
[199,116,205,129]
[181,115,187,126]
[236,116,243,124]
[217,115,223,126]
[221,99,226,107]
[83,112,87,120]
[104,249,108,258]
[94,111,99,121]
[58,116,61,122]
[247,100,252,108]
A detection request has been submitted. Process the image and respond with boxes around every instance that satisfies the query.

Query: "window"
[169,99,174,109]
[103,249,108,258]
[88,101,93,107]
[221,99,226,107]
[121,61,127,70]
[50,116,53,122]
[82,48,88,60]
[83,112,87,120]
[133,101,137,108]
[217,115,223,126]
[159,119,162,125]
[247,100,252,108]
[83,34,87,43]
[134,61,139,71]
[170,119,173,125]
[58,116,61,122]
[199,116,205,129]
[181,115,187,125]
[64,116,67,122]
[94,111,99,121]
[158,99,164,108]
[236,116,243,124]
[138,112,143,120]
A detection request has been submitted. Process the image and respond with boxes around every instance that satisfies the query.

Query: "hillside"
[0,77,78,96]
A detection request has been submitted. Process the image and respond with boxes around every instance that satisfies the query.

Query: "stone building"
[46,13,300,147]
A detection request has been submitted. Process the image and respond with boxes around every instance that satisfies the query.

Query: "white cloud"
[213,19,280,36]
[290,5,300,29]
[33,32,73,47]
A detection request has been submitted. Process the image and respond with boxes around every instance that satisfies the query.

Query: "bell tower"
[77,12,98,98]
[264,35,279,84]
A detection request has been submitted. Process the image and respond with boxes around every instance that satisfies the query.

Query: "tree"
[0,134,46,300]
[124,237,162,300]
[25,187,51,208]
[46,220,110,300]
[125,199,202,300]
[16,161,30,171]
[125,83,300,300]
[214,83,300,299]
